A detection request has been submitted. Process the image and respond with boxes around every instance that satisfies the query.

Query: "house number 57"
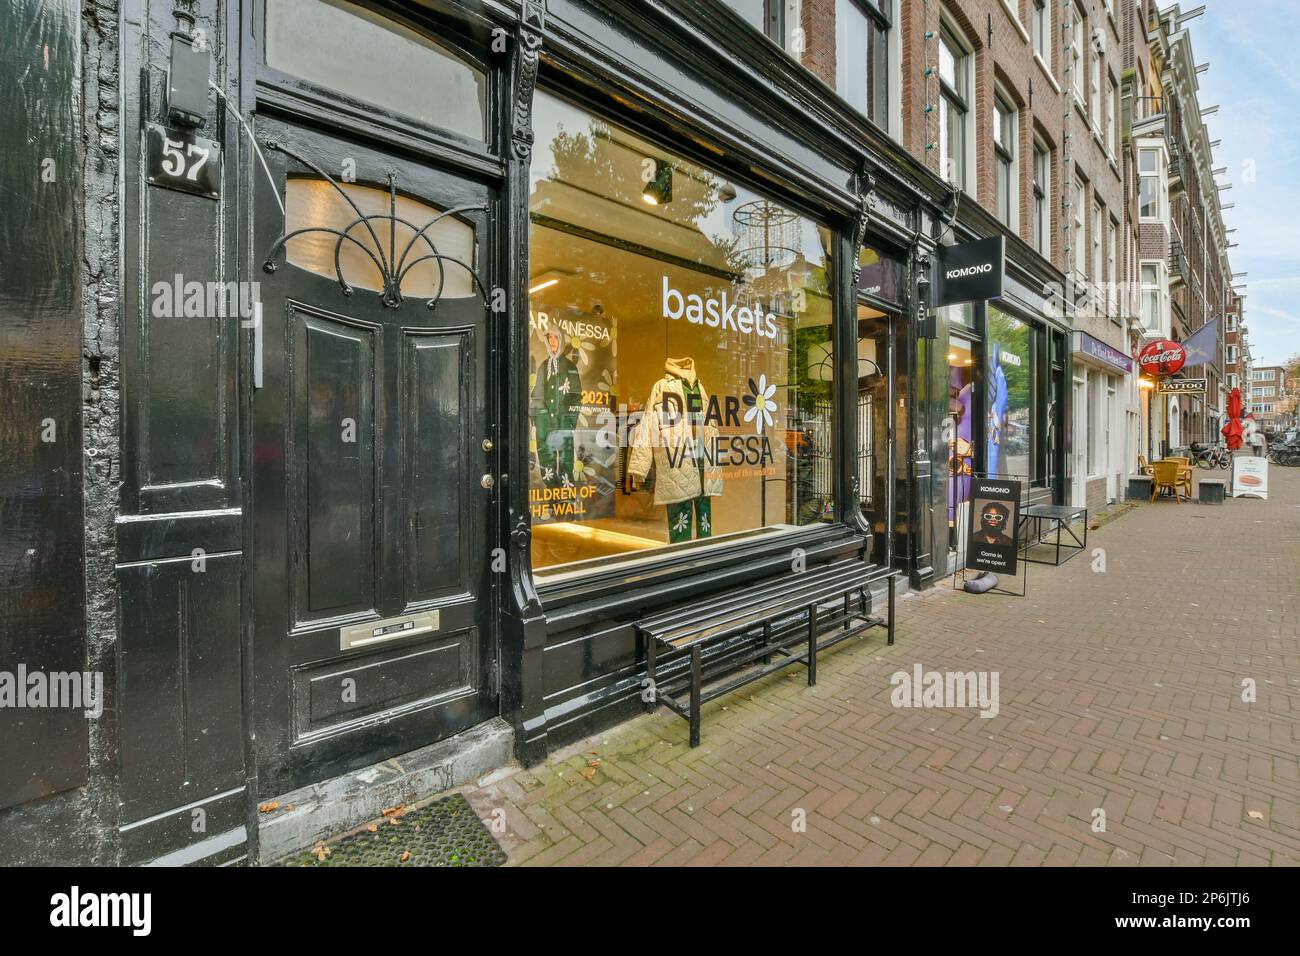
[146,122,222,200]
[161,137,209,181]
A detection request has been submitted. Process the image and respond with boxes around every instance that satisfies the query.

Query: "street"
[466,467,1300,866]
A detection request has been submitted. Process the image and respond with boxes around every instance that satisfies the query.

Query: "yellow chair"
[1151,460,1185,502]
[1166,456,1193,497]
[1137,455,1154,477]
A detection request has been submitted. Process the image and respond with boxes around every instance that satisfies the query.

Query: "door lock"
[480,474,495,489]
[482,438,494,452]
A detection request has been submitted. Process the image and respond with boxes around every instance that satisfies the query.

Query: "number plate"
[146,122,221,199]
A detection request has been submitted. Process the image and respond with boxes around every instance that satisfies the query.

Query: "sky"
[1191,0,1300,368]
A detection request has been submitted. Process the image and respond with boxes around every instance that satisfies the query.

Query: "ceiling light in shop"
[529,278,559,294]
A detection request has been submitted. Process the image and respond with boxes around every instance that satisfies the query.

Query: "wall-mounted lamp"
[167,8,211,128]
[642,160,673,206]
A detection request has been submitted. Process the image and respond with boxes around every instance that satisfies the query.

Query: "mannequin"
[628,357,722,543]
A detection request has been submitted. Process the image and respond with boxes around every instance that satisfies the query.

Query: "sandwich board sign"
[966,478,1021,574]
[1231,456,1268,499]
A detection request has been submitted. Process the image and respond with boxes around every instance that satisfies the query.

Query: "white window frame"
[993,91,1018,231]
[1032,139,1050,256]
[938,21,974,195]
[1032,0,1052,72]
[1106,217,1117,315]
[1138,147,1163,221]
[1139,260,1166,335]
[1073,179,1086,278]
[1071,11,1085,105]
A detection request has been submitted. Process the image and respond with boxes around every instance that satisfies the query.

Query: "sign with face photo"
[966,478,1021,575]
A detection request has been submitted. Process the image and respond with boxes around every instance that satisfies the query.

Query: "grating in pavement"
[286,793,507,867]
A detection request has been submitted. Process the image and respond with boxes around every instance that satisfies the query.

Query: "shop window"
[283,178,476,299]
[947,335,975,538]
[265,0,486,142]
[987,308,1034,482]
[835,0,892,130]
[527,91,835,572]
[938,25,970,190]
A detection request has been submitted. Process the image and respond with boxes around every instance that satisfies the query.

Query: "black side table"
[1020,504,1088,566]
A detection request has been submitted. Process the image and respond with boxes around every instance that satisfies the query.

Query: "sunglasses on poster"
[981,511,1006,523]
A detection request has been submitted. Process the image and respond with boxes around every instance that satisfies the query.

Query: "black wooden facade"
[0,0,1072,866]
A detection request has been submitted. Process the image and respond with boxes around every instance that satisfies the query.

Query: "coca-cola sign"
[1137,339,1186,377]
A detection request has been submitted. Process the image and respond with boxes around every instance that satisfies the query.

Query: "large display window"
[986,307,1035,481]
[527,91,836,572]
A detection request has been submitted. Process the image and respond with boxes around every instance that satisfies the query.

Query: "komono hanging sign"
[934,236,1005,307]
[1137,339,1186,377]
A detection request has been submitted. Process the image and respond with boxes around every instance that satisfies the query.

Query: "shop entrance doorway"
[248,117,498,797]
[857,306,895,567]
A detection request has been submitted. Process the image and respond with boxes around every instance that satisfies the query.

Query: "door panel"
[405,330,474,600]
[295,306,378,621]
[251,117,496,796]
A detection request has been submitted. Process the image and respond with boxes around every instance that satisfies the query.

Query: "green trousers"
[667,496,712,543]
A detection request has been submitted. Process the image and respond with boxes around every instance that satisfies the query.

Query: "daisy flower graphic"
[742,375,777,435]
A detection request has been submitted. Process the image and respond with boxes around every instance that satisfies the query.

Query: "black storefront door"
[250,118,497,796]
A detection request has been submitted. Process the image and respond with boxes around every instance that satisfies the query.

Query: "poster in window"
[528,306,618,524]
[966,478,1021,575]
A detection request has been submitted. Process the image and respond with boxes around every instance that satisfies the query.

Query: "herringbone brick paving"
[464,467,1300,865]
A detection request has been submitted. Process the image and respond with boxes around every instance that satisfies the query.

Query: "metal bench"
[636,559,896,747]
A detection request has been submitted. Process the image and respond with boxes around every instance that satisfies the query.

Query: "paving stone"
[459,467,1300,866]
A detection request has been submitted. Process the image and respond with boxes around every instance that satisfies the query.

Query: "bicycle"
[1190,442,1230,470]
[1268,445,1300,466]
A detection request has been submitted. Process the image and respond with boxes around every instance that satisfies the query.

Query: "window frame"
[993,93,1018,230]
[1032,139,1050,256]
[1032,0,1052,71]
[938,23,972,192]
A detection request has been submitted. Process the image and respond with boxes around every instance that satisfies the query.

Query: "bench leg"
[760,620,771,665]
[644,631,657,712]
[689,645,702,748]
[887,574,896,646]
[807,603,818,687]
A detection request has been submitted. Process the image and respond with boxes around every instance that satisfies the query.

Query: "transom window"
[265,0,486,142]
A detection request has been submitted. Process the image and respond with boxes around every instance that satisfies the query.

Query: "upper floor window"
[1138,149,1161,219]
[1091,201,1103,287]
[1106,218,1118,314]
[1073,180,1086,276]
[265,0,486,142]
[939,26,971,190]
[1140,262,1161,331]
[1105,76,1118,155]
[1089,46,1102,126]
[1071,12,1085,103]
[993,95,1017,228]
[1032,140,1050,256]
[835,0,892,130]
[1032,0,1052,70]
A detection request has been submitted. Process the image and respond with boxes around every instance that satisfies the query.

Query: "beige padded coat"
[627,357,723,505]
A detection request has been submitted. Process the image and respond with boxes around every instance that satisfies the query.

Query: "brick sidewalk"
[464,466,1300,866]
